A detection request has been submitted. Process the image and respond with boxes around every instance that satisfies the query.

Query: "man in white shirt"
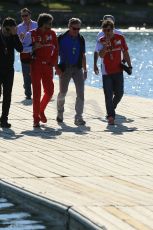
[17,8,37,99]
[94,15,122,75]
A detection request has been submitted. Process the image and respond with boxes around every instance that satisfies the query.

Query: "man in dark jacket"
[0,17,23,128]
[56,18,87,126]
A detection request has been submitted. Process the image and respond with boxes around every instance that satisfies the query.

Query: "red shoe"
[40,112,47,123]
[108,116,115,125]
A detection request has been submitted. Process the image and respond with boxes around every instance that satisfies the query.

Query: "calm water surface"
[15,30,153,99]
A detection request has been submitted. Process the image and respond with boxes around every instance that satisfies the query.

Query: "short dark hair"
[2,17,17,28]
[37,13,53,28]
[102,20,114,29]
[20,8,31,15]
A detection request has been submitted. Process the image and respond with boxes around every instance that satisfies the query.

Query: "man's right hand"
[19,32,25,40]
[99,45,107,58]
[128,67,132,75]
[33,42,42,50]
[55,66,63,76]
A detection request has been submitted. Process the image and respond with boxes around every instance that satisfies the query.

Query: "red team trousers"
[31,60,54,122]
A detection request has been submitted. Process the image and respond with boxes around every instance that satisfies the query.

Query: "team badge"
[115,40,121,45]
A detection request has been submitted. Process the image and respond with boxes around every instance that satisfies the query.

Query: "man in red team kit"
[23,13,58,127]
[98,20,132,125]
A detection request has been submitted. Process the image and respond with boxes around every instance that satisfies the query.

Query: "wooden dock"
[0,72,153,229]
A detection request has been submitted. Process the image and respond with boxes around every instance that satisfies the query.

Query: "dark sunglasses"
[72,27,80,31]
[5,27,10,31]
[46,22,52,26]
[103,28,112,33]
[21,14,29,18]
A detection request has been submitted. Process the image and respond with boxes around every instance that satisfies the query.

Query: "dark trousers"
[0,84,2,97]
[0,68,14,122]
[103,72,124,118]
[21,62,32,98]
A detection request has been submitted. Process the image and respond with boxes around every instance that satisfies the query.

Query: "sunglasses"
[5,27,10,31]
[103,28,112,33]
[72,27,80,31]
[46,22,52,26]
[21,14,29,18]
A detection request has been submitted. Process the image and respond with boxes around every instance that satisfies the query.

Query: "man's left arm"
[82,53,87,80]
[123,50,132,68]
[122,36,132,73]
[52,32,59,67]
[81,36,87,80]
[11,27,23,52]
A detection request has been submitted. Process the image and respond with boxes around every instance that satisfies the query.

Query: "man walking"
[17,8,37,99]
[98,20,132,125]
[0,17,23,128]
[23,13,58,127]
[56,18,87,126]
[94,15,122,75]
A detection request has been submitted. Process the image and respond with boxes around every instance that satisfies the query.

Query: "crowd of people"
[0,9,132,128]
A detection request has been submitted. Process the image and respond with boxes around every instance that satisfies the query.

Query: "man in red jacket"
[23,13,58,127]
[98,20,132,125]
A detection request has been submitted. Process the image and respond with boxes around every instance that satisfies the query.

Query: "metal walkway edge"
[0,181,101,229]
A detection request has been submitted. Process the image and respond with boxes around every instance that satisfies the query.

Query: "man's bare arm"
[94,51,99,75]
[123,50,132,67]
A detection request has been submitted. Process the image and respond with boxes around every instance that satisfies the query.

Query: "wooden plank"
[1,73,153,229]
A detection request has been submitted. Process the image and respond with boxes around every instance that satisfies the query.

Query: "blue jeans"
[103,72,124,118]
[21,62,32,98]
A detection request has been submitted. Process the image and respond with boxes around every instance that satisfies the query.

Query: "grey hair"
[68,18,81,27]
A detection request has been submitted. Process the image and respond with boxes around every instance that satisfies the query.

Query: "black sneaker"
[33,122,40,128]
[0,121,11,128]
[74,119,86,126]
[26,96,31,100]
[56,116,63,123]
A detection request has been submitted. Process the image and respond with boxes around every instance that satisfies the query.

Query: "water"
[0,197,49,229]
[14,29,153,99]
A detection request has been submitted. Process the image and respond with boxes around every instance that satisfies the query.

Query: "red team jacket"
[99,33,128,75]
[31,28,58,66]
